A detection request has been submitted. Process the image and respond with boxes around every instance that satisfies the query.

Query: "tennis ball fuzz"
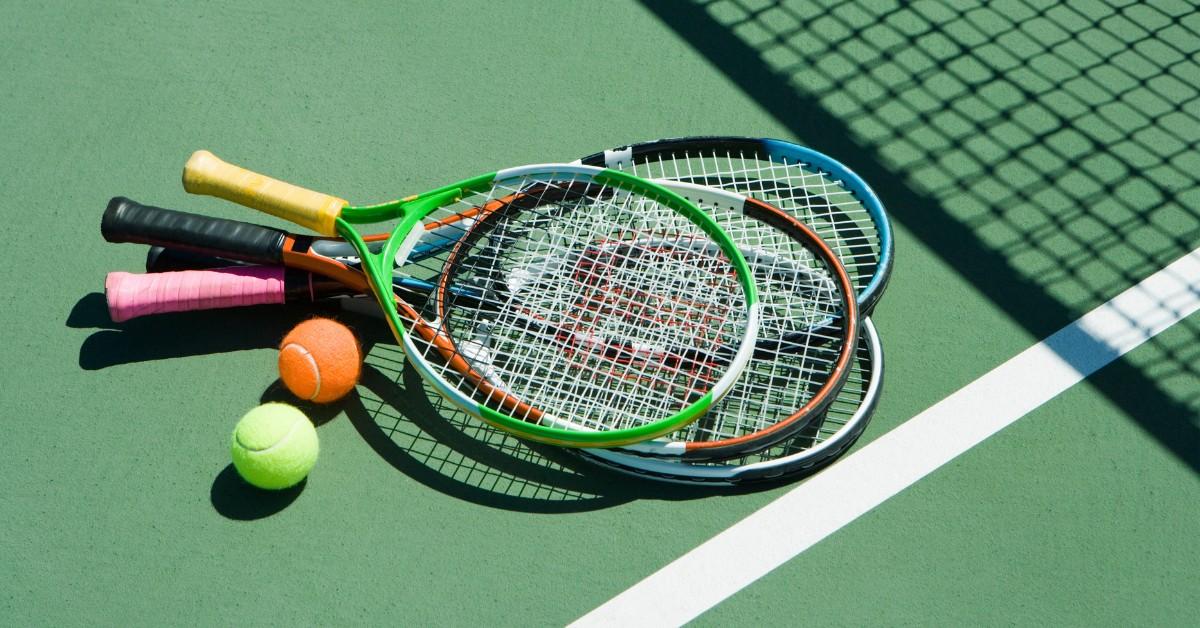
[230,403,319,490]
[278,317,362,404]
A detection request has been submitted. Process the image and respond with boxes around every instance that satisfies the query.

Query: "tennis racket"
[576,136,892,313]
[175,152,763,448]
[105,177,860,458]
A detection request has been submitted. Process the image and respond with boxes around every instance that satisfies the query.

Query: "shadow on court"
[329,304,765,513]
[69,295,749,517]
[640,0,1200,473]
[210,465,306,521]
[69,292,343,369]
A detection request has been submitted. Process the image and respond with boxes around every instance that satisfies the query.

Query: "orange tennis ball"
[278,317,362,404]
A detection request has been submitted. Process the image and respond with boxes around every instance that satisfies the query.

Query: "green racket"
[182,151,762,447]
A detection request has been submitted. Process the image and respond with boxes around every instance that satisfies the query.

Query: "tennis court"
[4,1,1197,625]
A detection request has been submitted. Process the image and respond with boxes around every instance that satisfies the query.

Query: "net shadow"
[639,0,1200,471]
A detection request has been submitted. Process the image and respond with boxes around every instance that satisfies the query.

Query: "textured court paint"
[696,315,1200,627]
[2,0,1198,625]
[574,248,1200,626]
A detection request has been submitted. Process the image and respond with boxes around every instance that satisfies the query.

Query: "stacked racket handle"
[100,138,892,485]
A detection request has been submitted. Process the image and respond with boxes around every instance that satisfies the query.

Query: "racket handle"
[145,246,248,272]
[105,266,287,322]
[183,150,347,236]
[103,196,288,265]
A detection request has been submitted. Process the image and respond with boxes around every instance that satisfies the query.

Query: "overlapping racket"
[99,137,893,485]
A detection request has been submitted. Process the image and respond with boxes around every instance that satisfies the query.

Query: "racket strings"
[408,177,852,448]
[486,187,740,429]
[622,149,880,297]
[666,208,851,445]
[729,331,872,464]
[413,173,751,433]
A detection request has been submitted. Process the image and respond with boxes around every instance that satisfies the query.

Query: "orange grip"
[182,150,347,235]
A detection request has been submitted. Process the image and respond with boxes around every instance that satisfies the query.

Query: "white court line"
[572,247,1200,627]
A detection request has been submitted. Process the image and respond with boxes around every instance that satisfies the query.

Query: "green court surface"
[3,1,1198,625]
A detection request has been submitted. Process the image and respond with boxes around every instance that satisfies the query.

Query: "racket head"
[575,317,882,485]
[577,136,893,314]
[331,164,764,448]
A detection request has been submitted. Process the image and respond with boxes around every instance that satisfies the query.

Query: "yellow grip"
[182,150,348,235]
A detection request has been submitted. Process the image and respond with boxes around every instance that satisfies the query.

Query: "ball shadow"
[210,464,306,521]
[259,378,349,427]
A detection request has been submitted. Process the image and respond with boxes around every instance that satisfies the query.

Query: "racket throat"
[391,187,466,266]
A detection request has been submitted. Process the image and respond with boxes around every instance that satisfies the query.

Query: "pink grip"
[105,266,288,322]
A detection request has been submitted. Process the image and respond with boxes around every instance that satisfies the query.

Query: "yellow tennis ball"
[230,403,319,490]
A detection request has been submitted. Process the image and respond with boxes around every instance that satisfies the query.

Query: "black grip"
[102,197,287,265]
[145,246,250,272]
[280,268,357,302]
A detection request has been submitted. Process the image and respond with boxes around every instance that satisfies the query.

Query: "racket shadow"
[341,342,730,513]
[72,293,344,369]
[66,292,120,330]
